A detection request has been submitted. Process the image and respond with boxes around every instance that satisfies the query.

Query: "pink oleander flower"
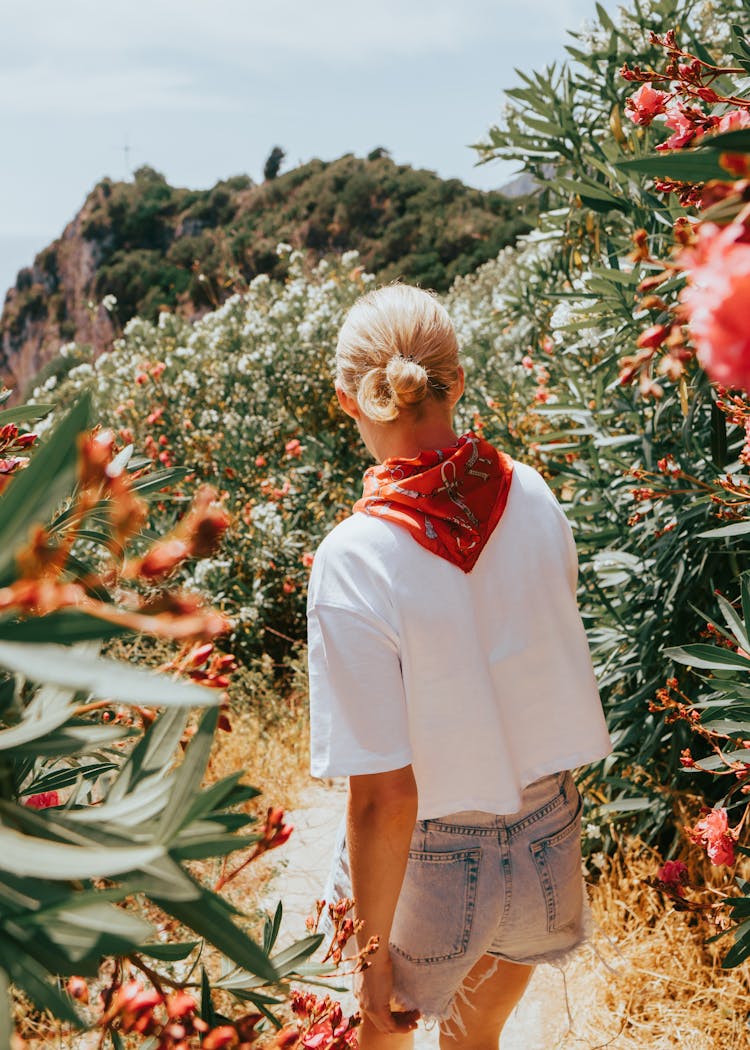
[686,807,737,866]
[656,100,705,151]
[626,84,670,126]
[679,222,750,392]
[656,859,689,897]
[718,109,750,134]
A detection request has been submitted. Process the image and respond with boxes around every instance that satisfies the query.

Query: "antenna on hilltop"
[123,136,132,178]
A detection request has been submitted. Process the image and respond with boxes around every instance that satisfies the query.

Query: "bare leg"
[438,954,533,1050]
[358,1018,414,1050]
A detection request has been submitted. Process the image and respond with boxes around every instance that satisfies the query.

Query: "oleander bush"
[476,0,750,963]
[0,392,352,1046]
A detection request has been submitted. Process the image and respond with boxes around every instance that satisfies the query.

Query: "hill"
[0,152,534,396]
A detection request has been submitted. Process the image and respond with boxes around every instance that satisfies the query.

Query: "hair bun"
[357,366,398,422]
[386,356,429,406]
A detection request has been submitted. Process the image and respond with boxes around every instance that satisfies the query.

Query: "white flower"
[584,823,600,839]
[101,294,118,313]
[341,250,360,267]
[251,502,283,537]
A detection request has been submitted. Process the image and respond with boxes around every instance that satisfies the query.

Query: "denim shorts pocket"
[390,847,481,964]
[530,791,583,933]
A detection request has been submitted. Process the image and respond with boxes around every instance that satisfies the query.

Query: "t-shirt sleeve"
[307,602,413,778]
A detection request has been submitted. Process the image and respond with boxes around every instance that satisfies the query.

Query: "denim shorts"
[323,769,586,1026]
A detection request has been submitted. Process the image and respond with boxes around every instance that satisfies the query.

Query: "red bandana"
[353,432,514,572]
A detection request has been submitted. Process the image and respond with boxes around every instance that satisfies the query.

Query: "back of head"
[336,285,460,423]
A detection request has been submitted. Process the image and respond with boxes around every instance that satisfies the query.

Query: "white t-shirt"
[307,459,612,820]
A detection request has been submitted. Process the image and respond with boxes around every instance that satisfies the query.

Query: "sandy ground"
[260,782,600,1050]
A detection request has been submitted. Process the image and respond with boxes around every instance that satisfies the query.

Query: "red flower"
[24,791,60,809]
[636,324,669,350]
[687,807,737,866]
[285,439,303,458]
[679,222,750,392]
[656,859,689,897]
[301,551,315,568]
[66,976,89,1003]
[202,1025,239,1049]
[625,84,670,126]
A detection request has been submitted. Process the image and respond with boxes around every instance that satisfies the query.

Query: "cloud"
[1,0,595,116]
[0,63,241,115]
[3,0,593,66]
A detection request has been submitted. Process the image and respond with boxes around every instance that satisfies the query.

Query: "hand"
[353,954,420,1035]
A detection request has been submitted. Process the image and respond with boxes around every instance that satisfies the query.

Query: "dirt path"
[261,782,600,1049]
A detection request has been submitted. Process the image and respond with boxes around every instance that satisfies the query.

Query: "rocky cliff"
[1,153,535,398]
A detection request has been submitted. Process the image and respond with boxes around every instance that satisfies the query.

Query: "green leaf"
[0,394,91,586]
[0,609,132,643]
[108,706,188,803]
[13,721,132,757]
[0,966,11,1050]
[131,466,189,495]
[0,404,55,426]
[555,176,628,210]
[717,595,750,654]
[0,825,165,879]
[0,685,80,750]
[598,797,653,815]
[201,966,216,1027]
[722,918,750,968]
[170,833,257,862]
[0,641,217,707]
[158,707,219,842]
[270,934,324,978]
[264,902,283,954]
[743,574,750,634]
[697,128,750,152]
[711,399,728,469]
[664,644,750,672]
[617,151,730,183]
[182,771,254,827]
[15,889,149,930]
[22,761,118,796]
[134,940,200,961]
[698,521,750,539]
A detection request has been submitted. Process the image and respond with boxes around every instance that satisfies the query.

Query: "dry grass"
[542,843,750,1050]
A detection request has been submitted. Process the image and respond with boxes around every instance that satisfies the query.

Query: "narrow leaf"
[0,825,165,879]
[0,641,217,707]
[158,707,219,842]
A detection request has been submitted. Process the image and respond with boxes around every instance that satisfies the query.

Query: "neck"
[363,416,460,464]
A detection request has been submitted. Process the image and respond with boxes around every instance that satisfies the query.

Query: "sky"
[1,0,600,299]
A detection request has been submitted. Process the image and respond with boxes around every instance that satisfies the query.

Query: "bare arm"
[347,764,419,1034]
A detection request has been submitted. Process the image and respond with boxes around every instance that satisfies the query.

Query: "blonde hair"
[335,284,460,423]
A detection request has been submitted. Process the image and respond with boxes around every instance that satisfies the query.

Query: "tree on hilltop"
[264,146,286,181]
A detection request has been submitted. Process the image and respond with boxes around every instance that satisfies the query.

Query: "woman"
[307,285,612,1050]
